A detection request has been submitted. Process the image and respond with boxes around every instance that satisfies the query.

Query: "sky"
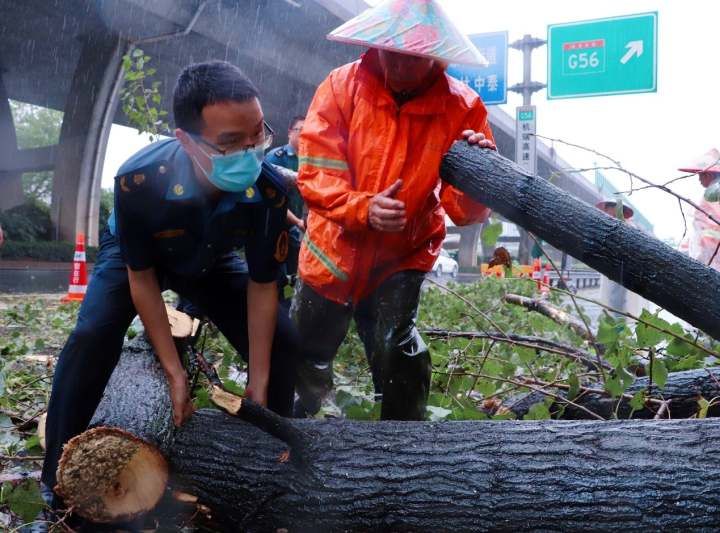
[102,0,720,244]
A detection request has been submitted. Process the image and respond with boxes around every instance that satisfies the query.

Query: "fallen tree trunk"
[509,366,720,420]
[57,336,720,530]
[440,143,720,340]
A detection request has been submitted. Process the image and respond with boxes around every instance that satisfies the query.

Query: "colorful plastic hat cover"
[328,0,488,66]
[678,148,720,174]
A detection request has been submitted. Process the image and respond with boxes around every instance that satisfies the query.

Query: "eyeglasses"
[190,121,275,156]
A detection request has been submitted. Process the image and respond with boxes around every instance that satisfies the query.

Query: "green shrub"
[0,240,98,262]
[0,201,52,241]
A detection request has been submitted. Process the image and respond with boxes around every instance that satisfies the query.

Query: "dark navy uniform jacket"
[108,138,289,283]
[265,143,304,218]
[265,143,298,172]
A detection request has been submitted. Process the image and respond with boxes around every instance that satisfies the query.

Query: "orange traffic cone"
[541,263,551,294]
[62,233,88,303]
[531,258,542,291]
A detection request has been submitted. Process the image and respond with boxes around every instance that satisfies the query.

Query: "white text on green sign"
[548,12,657,99]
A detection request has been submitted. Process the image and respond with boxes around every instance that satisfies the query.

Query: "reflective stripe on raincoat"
[297,49,493,304]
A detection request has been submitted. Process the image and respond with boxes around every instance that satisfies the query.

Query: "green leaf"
[650,359,668,389]
[567,373,580,400]
[427,392,452,409]
[516,347,535,366]
[426,405,452,421]
[477,379,496,397]
[617,365,635,390]
[482,359,502,376]
[481,221,503,248]
[524,402,551,420]
[596,315,625,345]
[672,354,701,371]
[132,47,144,57]
[25,435,41,452]
[222,379,244,396]
[193,388,213,409]
[4,480,44,523]
[629,390,645,411]
[604,375,623,398]
[335,389,360,410]
[34,338,45,350]
[635,313,666,347]
[491,411,516,420]
[345,401,376,420]
[448,407,487,420]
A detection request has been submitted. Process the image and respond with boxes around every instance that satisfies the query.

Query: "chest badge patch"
[174,184,184,196]
[245,187,256,199]
[274,230,289,262]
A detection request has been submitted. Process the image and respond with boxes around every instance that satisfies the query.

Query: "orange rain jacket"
[297,49,493,304]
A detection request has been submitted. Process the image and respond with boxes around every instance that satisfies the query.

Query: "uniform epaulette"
[116,160,171,194]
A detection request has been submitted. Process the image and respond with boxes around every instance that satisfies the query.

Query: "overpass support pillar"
[0,72,24,210]
[52,32,125,244]
[456,224,482,269]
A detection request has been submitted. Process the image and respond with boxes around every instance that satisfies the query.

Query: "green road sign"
[548,12,657,99]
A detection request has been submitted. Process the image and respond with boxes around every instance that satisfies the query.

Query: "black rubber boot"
[290,281,353,415]
[357,270,431,420]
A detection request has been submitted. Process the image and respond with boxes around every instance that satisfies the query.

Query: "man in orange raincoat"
[290,0,495,420]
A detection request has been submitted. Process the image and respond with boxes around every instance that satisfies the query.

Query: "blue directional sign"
[447,31,508,105]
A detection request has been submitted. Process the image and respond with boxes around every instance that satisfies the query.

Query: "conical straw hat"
[328,0,488,66]
[678,148,720,174]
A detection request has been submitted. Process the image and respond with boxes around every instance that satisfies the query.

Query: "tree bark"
[57,336,720,530]
[440,143,720,340]
[509,366,720,420]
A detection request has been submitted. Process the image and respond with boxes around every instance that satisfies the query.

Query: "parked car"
[432,249,458,277]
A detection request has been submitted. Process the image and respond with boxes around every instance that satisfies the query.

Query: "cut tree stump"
[440,143,720,340]
[509,366,720,420]
[56,335,720,530]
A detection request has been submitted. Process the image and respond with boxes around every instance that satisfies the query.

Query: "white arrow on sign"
[620,40,644,64]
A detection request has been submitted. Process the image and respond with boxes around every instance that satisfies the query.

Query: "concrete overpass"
[0,0,356,244]
[0,0,605,256]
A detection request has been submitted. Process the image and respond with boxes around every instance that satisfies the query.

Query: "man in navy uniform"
[265,116,305,277]
[41,61,297,508]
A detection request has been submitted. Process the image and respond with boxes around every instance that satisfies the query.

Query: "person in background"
[678,148,720,271]
[266,115,306,278]
[291,0,495,420]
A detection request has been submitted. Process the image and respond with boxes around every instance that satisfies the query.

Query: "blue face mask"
[195,144,265,193]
